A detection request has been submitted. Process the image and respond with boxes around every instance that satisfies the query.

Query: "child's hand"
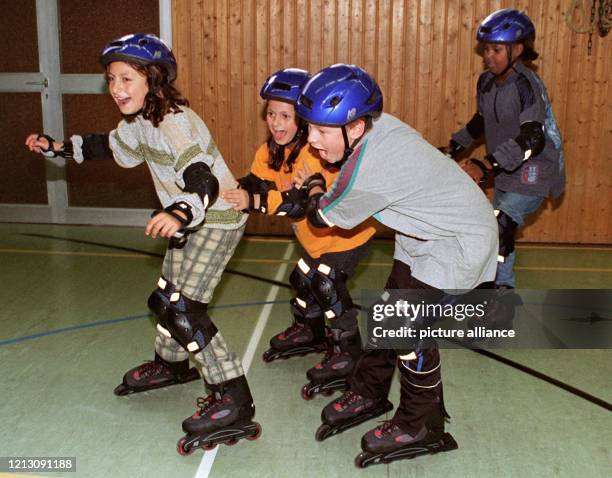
[293,162,313,189]
[24,133,63,155]
[145,212,184,239]
[222,189,250,211]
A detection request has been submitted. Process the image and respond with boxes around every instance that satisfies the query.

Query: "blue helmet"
[295,64,383,126]
[476,9,535,44]
[100,33,177,81]
[260,68,310,104]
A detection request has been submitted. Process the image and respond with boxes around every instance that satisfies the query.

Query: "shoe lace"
[336,391,361,408]
[315,346,338,368]
[376,420,398,436]
[138,361,166,378]
[195,394,217,414]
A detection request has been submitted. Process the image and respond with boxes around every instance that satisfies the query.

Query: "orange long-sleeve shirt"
[250,142,376,259]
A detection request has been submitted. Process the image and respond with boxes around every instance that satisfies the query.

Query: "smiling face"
[106,61,149,115]
[266,100,299,145]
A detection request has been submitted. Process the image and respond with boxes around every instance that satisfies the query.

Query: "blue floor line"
[0,299,287,347]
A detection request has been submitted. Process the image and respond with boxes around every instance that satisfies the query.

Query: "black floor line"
[20,232,612,412]
[444,339,612,412]
[19,233,291,289]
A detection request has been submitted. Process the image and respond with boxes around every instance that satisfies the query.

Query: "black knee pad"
[289,258,315,308]
[147,276,176,327]
[163,295,218,353]
[496,210,518,260]
[311,263,352,321]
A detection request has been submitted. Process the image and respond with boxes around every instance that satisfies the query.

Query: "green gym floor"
[0,223,610,478]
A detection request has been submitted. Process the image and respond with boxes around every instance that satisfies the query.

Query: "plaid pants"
[155,225,246,385]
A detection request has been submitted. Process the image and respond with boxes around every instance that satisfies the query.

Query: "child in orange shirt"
[223,68,376,398]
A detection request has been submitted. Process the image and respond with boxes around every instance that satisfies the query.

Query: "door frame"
[0,0,172,226]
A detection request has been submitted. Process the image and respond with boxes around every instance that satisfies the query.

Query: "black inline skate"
[315,390,394,441]
[262,317,327,362]
[113,353,200,396]
[301,326,361,400]
[262,302,327,362]
[355,405,458,468]
[177,376,261,455]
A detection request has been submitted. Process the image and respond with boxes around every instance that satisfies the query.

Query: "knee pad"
[495,210,518,262]
[147,276,176,326]
[289,258,315,308]
[311,263,352,320]
[162,294,218,353]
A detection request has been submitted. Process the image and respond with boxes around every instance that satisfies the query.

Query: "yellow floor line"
[0,248,149,258]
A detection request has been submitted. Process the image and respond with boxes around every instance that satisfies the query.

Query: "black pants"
[349,259,444,432]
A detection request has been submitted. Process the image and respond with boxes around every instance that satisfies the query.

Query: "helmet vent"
[329,96,342,107]
[366,91,379,105]
[299,95,313,109]
[271,81,291,91]
[138,38,148,46]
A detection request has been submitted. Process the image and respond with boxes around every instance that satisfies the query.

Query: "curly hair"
[106,62,189,127]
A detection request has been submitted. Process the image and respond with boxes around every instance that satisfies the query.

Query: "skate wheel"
[247,422,262,441]
[262,350,274,363]
[203,442,217,451]
[301,384,314,401]
[321,390,333,397]
[354,453,368,469]
[315,423,331,442]
[113,384,132,396]
[177,437,194,456]
[225,438,239,446]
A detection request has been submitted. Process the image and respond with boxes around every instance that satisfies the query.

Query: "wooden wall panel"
[173,0,611,243]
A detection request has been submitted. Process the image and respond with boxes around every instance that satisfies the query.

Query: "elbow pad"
[515,121,545,161]
[182,163,219,209]
[81,134,112,160]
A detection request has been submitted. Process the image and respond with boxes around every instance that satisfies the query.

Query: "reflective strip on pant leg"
[399,350,442,389]
[193,332,244,385]
[155,331,189,362]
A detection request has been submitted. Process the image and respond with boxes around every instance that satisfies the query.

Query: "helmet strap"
[494,44,519,79]
[339,123,366,166]
[341,126,353,163]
